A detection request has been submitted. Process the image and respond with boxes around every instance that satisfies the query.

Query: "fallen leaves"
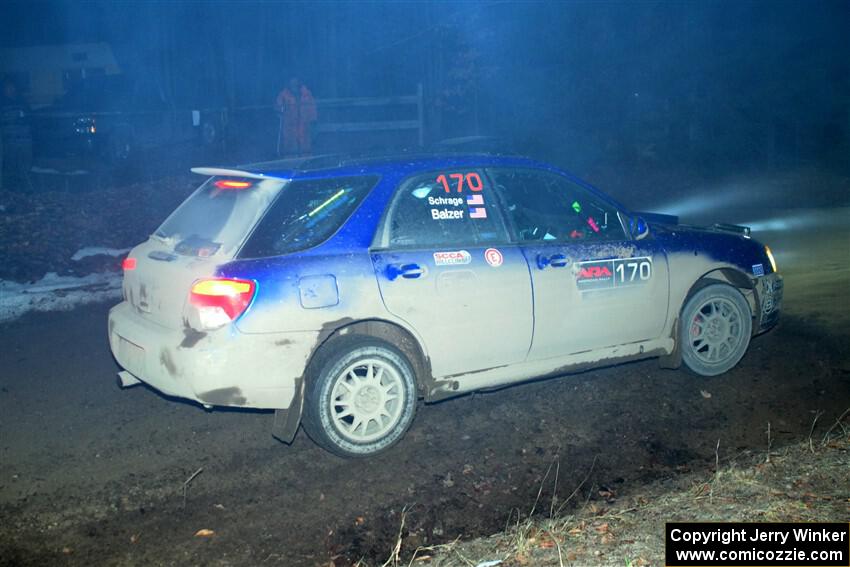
[538,537,556,549]
[598,485,617,502]
[194,528,215,537]
[0,177,197,283]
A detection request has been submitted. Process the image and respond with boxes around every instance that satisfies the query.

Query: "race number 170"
[437,172,484,193]
[615,258,652,284]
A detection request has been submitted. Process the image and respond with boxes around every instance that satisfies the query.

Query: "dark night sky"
[2,0,848,168]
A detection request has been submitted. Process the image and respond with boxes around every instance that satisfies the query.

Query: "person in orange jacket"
[275,78,317,156]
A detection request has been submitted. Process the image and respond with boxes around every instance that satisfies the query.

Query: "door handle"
[387,263,425,281]
[536,253,570,269]
[549,254,570,268]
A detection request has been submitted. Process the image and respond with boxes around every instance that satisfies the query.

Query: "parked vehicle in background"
[0,77,33,188]
[108,154,783,457]
[30,75,224,165]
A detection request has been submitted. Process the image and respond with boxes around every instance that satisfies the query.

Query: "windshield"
[155,177,287,257]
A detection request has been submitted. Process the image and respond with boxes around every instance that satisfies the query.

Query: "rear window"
[238,175,378,258]
[155,176,286,257]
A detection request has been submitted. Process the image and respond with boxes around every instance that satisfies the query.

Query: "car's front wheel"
[303,338,417,457]
[680,283,753,376]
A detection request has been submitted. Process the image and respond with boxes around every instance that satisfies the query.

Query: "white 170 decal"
[614,259,652,283]
[575,256,652,291]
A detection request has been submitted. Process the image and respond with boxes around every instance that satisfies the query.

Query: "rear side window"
[378,170,508,248]
[239,175,378,258]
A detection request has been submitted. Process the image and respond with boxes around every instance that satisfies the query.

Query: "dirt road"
[1,201,849,566]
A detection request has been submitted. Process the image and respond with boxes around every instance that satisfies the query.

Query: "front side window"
[239,175,378,258]
[380,170,508,248]
[489,168,627,242]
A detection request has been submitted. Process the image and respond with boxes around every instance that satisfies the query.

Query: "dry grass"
[372,411,849,567]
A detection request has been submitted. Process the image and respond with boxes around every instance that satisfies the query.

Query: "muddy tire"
[302,337,417,457]
[680,283,752,376]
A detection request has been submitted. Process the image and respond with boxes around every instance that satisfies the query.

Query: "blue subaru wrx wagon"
[108,154,782,457]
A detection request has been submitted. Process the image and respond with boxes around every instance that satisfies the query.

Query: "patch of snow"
[71,246,131,261]
[0,271,122,323]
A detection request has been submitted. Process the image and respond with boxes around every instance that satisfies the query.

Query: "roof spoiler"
[190,167,285,180]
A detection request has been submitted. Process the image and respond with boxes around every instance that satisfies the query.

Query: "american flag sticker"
[467,194,487,218]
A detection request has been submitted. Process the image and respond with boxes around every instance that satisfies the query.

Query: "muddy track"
[1,303,849,566]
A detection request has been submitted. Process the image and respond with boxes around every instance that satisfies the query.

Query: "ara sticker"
[433,250,472,266]
[575,257,652,291]
[467,193,487,219]
[752,263,765,276]
[484,248,504,268]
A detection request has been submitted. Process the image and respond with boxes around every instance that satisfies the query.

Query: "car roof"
[191,152,630,213]
[226,152,557,180]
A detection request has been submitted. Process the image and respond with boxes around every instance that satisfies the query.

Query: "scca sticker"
[433,250,472,266]
[576,257,652,291]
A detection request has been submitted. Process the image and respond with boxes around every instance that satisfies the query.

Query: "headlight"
[74,116,96,135]
[765,245,778,273]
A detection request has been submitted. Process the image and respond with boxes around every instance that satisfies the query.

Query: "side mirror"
[631,216,650,240]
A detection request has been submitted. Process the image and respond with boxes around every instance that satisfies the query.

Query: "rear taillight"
[122,257,136,270]
[189,278,256,330]
[214,179,254,190]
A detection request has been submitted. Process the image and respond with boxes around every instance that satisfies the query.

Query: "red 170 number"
[437,172,483,193]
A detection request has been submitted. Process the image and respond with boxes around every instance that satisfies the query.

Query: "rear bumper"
[108,301,318,409]
[755,273,783,332]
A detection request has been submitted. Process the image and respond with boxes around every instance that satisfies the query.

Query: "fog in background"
[2,1,848,180]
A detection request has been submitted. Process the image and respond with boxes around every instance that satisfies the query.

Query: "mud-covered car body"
[108,155,782,455]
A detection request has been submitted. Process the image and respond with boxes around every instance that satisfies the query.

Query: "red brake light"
[189,278,256,327]
[122,257,137,270]
[214,179,253,190]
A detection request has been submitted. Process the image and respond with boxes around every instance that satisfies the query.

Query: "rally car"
[108,154,783,457]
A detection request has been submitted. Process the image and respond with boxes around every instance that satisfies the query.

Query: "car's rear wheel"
[680,283,752,376]
[303,337,417,457]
